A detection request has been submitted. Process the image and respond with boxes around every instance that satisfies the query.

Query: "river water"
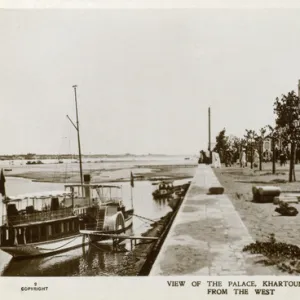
[0,173,190,276]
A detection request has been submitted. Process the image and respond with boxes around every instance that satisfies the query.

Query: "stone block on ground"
[252,186,259,194]
[208,186,224,195]
[252,186,260,202]
[273,196,299,205]
[252,185,281,203]
[257,186,281,196]
[282,193,300,200]
[258,195,278,203]
[275,204,299,216]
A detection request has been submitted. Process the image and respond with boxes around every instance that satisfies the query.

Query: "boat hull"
[0,234,89,259]
[152,191,173,199]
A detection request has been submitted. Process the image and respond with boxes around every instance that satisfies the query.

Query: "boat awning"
[6,191,72,203]
[64,184,121,189]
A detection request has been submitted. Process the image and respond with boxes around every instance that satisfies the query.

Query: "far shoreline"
[3,162,197,185]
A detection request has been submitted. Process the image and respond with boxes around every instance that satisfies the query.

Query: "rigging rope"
[132,214,158,223]
[36,235,79,251]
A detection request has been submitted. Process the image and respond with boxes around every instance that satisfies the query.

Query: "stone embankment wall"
[149,165,279,276]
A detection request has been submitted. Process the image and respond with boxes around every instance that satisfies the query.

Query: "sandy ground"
[213,162,300,246]
[3,162,197,184]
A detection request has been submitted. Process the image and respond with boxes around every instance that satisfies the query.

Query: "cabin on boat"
[63,174,123,206]
[64,183,123,206]
[0,175,127,248]
[64,183,127,231]
[0,191,82,247]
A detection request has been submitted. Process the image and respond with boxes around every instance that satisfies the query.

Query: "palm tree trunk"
[272,137,276,174]
[289,142,295,182]
[259,139,262,171]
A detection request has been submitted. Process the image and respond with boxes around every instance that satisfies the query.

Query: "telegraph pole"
[208,107,212,163]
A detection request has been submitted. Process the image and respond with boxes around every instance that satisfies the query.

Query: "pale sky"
[1,9,300,155]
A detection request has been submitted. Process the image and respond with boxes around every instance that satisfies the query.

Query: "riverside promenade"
[150,164,279,276]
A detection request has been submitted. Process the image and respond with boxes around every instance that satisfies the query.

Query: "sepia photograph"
[1,2,300,297]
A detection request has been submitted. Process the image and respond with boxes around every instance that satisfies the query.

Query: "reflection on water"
[2,226,135,277]
[2,244,128,276]
[0,176,189,276]
[152,197,168,207]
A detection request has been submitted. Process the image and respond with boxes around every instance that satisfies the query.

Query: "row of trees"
[213,90,300,182]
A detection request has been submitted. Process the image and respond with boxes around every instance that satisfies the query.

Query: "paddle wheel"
[103,211,125,232]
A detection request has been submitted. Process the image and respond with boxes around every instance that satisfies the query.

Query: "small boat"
[26,160,43,165]
[0,190,87,259]
[152,181,174,199]
[0,177,133,258]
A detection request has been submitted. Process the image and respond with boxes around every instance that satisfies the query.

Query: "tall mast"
[67,85,84,193]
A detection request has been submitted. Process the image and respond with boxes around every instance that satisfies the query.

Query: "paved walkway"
[150,164,279,276]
